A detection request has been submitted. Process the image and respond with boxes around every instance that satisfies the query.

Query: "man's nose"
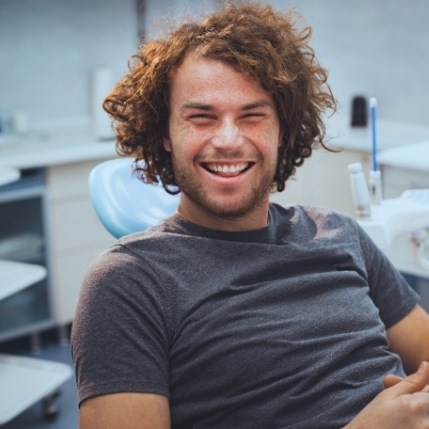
[211,120,243,150]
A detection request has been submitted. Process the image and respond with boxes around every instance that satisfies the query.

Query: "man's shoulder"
[269,202,360,245]
[84,223,182,290]
[270,202,356,226]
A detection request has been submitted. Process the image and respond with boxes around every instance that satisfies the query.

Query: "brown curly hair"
[103,2,336,194]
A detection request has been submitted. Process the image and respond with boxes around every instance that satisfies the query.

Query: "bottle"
[348,162,371,219]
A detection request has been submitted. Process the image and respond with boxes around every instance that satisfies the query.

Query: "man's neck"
[177,199,270,232]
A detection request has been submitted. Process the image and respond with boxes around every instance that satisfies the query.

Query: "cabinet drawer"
[382,167,429,199]
[271,149,371,217]
[47,159,107,200]
[52,247,110,324]
[50,197,115,253]
[382,166,429,192]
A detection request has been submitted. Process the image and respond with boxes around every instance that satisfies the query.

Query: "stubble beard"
[172,157,276,220]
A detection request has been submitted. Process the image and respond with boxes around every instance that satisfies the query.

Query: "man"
[72,3,429,428]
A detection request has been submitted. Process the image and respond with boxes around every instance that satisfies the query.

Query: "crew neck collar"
[164,205,279,244]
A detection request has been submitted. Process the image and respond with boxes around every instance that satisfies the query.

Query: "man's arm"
[387,304,429,373]
[343,305,429,428]
[343,361,429,429]
[80,392,170,429]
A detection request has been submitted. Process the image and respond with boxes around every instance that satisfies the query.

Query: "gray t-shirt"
[72,203,419,428]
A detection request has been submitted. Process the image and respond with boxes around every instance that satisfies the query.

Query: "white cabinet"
[47,160,115,325]
[271,148,371,217]
[382,166,429,199]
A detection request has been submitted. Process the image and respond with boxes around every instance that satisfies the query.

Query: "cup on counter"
[11,110,29,134]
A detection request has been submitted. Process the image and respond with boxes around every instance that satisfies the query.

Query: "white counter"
[325,116,429,153]
[0,125,116,169]
[378,140,429,173]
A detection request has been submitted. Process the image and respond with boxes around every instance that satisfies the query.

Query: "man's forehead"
[169,54,275,107]
[171,53,252,85]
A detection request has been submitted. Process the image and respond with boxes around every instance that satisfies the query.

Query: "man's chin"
[193,198,262,221]
[178,179,273,223]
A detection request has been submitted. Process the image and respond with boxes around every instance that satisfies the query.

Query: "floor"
[0,328,78,429]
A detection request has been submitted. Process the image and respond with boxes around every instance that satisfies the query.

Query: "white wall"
[267,0,429,126]
[0,0,138,127]
[2,0,428,129]
[144,0,220,40]
[144,0,429,127]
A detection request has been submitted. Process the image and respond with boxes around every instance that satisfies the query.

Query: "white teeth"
[206,162,248,173]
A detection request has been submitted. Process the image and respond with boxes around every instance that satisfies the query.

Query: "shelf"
[0,353,73,424]
[0,260,46,302]
[0,260,73,424]
[0,232,44,262]
[0,167,20,187]
[0,165,73,424]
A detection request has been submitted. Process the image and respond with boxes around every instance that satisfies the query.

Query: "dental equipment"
[348,96,429,272]
[348,163,371,220]
[369,98,383,204]
[348,172,429,272]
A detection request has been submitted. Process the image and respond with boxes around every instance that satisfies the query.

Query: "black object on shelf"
[351,96,368,127]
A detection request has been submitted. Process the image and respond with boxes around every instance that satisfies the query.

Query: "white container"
[11,110,28,134]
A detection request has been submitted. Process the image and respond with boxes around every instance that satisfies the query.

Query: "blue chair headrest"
[89,158,180,238]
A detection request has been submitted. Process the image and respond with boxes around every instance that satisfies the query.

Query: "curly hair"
[103,2,336,194]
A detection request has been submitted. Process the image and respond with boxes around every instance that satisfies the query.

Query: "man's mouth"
[202,162,253,177]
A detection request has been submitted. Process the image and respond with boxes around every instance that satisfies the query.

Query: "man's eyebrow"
[180,100,274,112]
[180,103,213,112]
[241,101,274,110]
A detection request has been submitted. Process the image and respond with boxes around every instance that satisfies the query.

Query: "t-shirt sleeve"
[71,244,171,406]
[355,221,420,329]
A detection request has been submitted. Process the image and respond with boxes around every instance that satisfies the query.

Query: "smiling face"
[163,54,281,231]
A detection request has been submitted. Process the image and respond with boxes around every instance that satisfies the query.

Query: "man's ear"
[163,137,171,152]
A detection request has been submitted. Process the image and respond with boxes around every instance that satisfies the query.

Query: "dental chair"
[88,158,180,238]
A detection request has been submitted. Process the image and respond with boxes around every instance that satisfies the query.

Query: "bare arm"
[342,305,429,428]
[80,393,170,429]
[387,304,429,373]
[343,361,429,429]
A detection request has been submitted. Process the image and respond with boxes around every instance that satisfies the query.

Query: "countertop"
[378,140,429,172]
[325,115,429,153]
[0,116,428,170]
[0,124,116,169]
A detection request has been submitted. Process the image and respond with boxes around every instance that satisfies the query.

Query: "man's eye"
[242,113,265,121]
[189,114,215,123]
